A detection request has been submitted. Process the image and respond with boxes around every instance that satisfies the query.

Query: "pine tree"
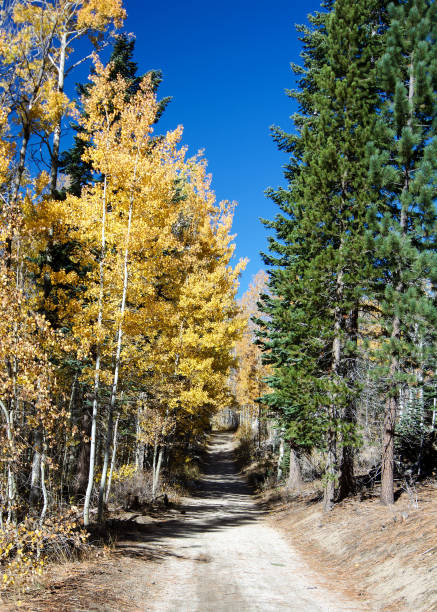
[259,0,388,509]
[368,0,437,505]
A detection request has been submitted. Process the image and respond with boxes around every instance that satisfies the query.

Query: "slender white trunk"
[0,401,16,524]
[98,164,136,522]
[105,412,120,504]
[135,402,145,472]
[152,446,164,500]
[50,31,67,196]
[30,429,42,507]
[83,175,107,527]
[152,438,158,483]
[39,443,48,525]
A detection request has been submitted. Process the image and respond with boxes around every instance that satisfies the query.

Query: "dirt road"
[129,433,363,611]
[22,433,365,611]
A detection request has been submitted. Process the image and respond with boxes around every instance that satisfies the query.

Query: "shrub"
[0,511,88,591]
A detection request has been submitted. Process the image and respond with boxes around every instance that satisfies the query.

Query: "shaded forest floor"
[264,479,437,611]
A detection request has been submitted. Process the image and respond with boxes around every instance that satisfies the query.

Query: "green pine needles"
[259,0,436,509]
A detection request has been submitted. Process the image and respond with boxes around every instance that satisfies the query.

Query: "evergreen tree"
[368,0,437,505]
[60,34,171,196]
[259,0,388,509]
[257,5,333,475]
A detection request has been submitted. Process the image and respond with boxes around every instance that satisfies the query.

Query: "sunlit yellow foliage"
[0,514,88,591]
[77,0,125,30]
[234,270,270,414]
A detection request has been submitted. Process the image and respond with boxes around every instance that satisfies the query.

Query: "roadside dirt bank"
[265,479,437,611]
[3,433,380,611]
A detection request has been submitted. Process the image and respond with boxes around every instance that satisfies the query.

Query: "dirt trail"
[20,433,366,611]
[134,432,364,611]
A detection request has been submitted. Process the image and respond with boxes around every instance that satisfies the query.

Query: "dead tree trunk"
[29,429,42,507]
[287,446,302,492]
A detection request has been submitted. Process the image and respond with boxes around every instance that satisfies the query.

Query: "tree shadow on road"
[109,432,264,563]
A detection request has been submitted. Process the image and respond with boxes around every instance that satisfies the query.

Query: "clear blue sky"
[107,0,323,296]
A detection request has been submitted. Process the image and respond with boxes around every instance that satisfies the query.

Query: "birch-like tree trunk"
[83,175,107,527]
[29,429,42,507]
[98,162,136,523]
[39,442,48,525]
[152,445,164,500]
[135,402,145,472]
[105,411,120,504]
[49,31,66,197]
[0,400,16,524]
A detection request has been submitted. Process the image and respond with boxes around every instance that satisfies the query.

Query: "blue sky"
[92,0,324,296]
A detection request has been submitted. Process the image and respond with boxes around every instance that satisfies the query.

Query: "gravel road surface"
[140,432,363,612]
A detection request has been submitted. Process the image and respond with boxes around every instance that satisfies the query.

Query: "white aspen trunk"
[30,429,42,507]
[50,31,67,196]
[152,438,158,486]
[98,161,136,523]
[105,412,120,504]
[152,446,164,500]
[83,174,107,527]
[39,444,48,525]
[0,401,16,524]
[12,124,31,207]
[7,33,52,267]
[135,402,145,472]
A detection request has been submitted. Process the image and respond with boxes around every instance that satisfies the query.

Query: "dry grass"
[265,479,437,611]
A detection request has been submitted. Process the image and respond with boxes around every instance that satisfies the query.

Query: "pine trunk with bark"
[324,267,343,512]
[338,307,358,500]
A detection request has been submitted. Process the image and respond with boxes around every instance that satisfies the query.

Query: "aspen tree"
[77,62,127,526]
[235,270,270,438]
[55,62,186,522]
[44,0,125,196]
